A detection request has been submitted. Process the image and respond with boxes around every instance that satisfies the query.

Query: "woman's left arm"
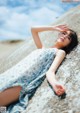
[46,49,66,87]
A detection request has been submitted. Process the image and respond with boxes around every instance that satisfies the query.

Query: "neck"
[52,42,63,49]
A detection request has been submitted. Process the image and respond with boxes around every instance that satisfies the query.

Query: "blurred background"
[0,0,80,41]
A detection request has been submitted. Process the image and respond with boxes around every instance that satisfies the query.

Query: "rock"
[23,5,80,113]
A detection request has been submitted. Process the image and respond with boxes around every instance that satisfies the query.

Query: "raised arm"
[31,26,55,48]
[31,25,69,49]
[46,49,66,96]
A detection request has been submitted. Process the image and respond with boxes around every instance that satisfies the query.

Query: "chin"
[56,39,65,47]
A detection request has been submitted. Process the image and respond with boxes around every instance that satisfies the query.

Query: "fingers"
[56,89,65,96]
[55,24,69,32]
[56,84,65,90]
[59,25,69,30]
[56,85,66,96]
[57,24,68,28]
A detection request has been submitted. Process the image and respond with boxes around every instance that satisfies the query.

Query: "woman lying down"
[0,25,78,113]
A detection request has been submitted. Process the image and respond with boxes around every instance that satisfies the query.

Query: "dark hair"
[61,29,79,54]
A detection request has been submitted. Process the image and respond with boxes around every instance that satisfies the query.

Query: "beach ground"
[0,40,26,60]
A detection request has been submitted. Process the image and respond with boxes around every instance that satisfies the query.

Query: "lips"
[60,38,64,42]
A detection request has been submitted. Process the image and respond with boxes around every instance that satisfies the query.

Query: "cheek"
[64,40,71,46]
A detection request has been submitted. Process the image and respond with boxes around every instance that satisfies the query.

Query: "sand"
[0,40,24,60]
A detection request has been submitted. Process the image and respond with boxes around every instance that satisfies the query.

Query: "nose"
[63,37,66,39]
[62,36,66,40]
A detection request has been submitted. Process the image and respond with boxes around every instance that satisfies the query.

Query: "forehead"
[65,30,71,35]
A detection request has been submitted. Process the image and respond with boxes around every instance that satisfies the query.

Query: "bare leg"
[0,86,22,106]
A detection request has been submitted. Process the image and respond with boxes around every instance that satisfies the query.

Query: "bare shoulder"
[56,49,66,56]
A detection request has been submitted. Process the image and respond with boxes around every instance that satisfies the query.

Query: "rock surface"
[23,5,80,113]
[0,5,80,113]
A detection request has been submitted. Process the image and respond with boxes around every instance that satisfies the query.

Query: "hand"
[52,80,66,96]
[53,24,69,32]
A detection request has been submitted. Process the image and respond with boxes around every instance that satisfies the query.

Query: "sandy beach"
[0,40,25,60]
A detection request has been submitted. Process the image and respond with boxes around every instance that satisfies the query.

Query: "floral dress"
[0,48,57,113]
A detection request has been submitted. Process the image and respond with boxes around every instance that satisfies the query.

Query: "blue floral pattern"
[0,48,56,113]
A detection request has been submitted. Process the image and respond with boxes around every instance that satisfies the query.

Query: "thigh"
[0,86,22,106]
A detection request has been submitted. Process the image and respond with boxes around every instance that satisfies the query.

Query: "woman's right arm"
[31,25,69,48]
[31,26,55,48]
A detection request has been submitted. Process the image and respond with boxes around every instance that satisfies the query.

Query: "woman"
[31,24,78,95]
[0,25,78,112]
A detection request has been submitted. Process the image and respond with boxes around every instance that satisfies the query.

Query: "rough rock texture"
[23,5,80,113]
[0,39,37,74]
[0,5,80,113]
[24,44,80,113]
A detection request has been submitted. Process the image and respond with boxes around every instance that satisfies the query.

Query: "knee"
[14,86,22,99]
[16,86,22,92]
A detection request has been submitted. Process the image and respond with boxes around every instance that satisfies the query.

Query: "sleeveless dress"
[0,48,57,113]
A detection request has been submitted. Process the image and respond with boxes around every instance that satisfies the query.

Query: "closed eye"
[62,32,67,35]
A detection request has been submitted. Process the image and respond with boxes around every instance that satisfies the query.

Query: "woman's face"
[57,30,72,47]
